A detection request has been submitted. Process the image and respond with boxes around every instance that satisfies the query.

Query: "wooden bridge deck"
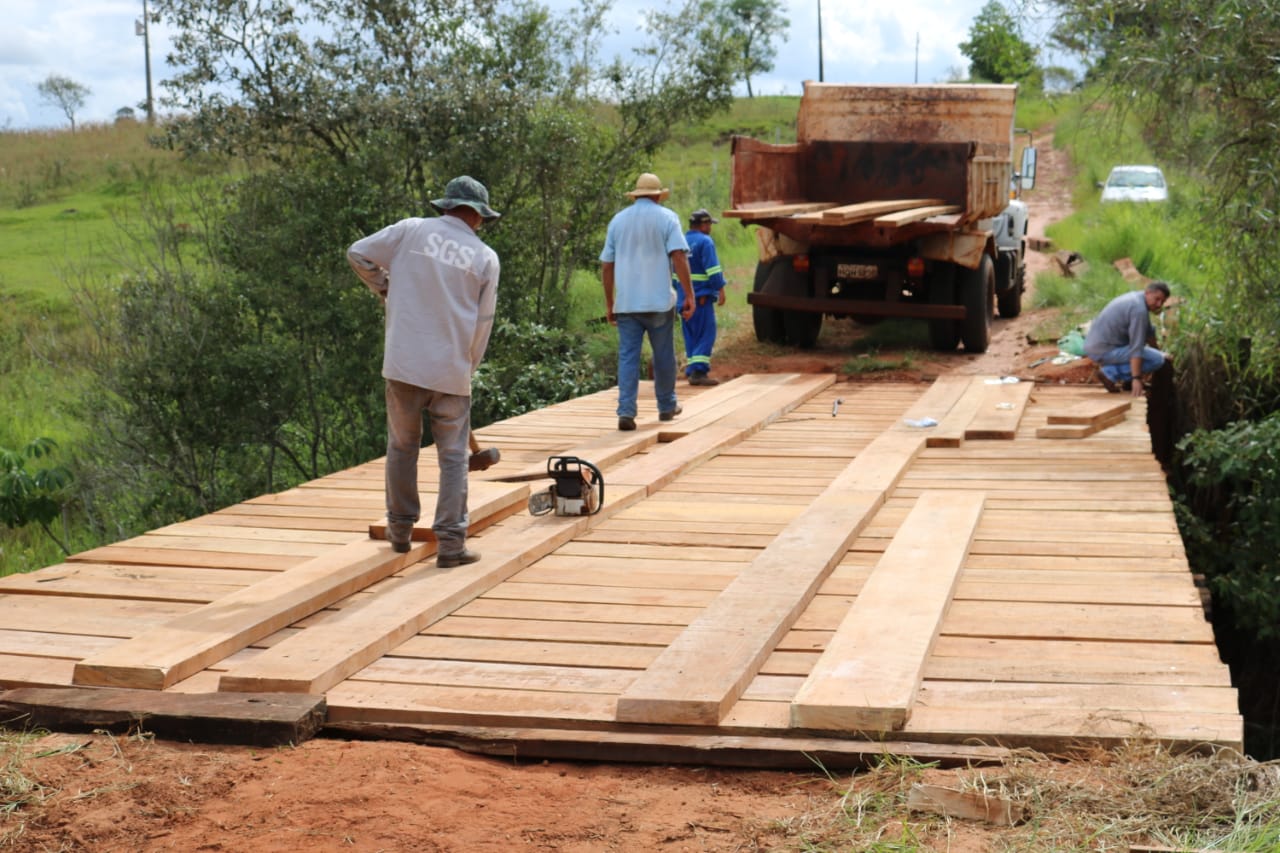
[0,376,1241,767]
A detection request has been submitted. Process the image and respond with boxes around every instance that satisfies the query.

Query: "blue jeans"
[1096,345,1166,384]
[615,310,679,418]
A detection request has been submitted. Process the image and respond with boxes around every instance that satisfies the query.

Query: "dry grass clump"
[986,741,1280,850]
[783,741,1280,852]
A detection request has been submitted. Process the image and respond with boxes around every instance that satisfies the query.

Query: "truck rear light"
[791,255,810,273]
[906,257,926,278]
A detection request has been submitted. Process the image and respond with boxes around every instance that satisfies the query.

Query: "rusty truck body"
[729,82,1034,353]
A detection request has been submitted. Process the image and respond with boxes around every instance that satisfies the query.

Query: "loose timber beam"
[1037,397,1131,439]
[0,686,325,747]
[790,490,985,731]
[873,205,962,227]
[613,378,970,726]
[217,506,624,695]
[71,482,529,691]
[722,202,838,220]
[817,198,945,225]
[924,377,987,448]
[964,380,1034,440]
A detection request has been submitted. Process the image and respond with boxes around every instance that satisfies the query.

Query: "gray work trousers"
[384,378,470,556]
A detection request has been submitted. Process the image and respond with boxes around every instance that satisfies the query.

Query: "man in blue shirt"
[676,208,728,386]
[600,173,696,431]
[1084,281,1171,396]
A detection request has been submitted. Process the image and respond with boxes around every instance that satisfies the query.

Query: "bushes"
[1175,413,1280,643]
[471,319,614,425]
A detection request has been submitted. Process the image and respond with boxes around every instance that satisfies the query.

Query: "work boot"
[1094,368,1120,394]
[387,521,414,553]
[618,416,636,431]
[437,549,481,568]
[659,405,683,422]
[688,373,719,386]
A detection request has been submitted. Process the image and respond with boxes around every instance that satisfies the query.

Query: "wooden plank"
[817,198,945,224]
[906,783,1023,826]
[917,681,1239,714]
[901,705,1243,751]
[71,538,439,690]
[216,479,653,694]
[1037,410,1128,439]
[926,377,986,447]
[963,380,1034,440]
[873,205,962,227]
[614,421,929,725]
[0,686,324,747]
[722,202,838,219]
[322,718,1010,769]
[791,491,984,730]
[1045,398,1132,425]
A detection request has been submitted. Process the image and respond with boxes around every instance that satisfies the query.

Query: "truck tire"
[751,260,786,344]
[959,255,995,354]
[783,310,823,349]
[927,264,959,351]
[996,250,1024,319]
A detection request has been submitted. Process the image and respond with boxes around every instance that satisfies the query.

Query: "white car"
[1100,165,1168,203]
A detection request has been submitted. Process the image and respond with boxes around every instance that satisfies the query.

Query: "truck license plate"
[838,263,878,280]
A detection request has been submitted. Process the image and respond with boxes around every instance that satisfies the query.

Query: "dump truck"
[729,82,1036,353]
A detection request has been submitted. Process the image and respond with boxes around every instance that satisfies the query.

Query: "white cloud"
[2,0,1034,130]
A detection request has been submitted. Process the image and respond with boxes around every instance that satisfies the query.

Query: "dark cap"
[431,175,501,220]
[689,208,719,225]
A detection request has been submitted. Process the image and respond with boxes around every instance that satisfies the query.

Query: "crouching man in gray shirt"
[1084,281,1171,397]
[347,176,500,567]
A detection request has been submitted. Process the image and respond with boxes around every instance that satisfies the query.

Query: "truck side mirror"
[1020,147,1038,190]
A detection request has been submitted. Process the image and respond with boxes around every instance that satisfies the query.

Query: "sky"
[1,0,1072,131]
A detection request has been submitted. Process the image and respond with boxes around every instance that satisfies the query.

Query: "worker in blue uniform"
[675,208,728,386]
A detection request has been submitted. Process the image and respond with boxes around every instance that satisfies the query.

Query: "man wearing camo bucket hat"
[347,175,501,568]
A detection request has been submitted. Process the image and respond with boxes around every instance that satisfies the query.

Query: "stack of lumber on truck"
[724,198,962,227]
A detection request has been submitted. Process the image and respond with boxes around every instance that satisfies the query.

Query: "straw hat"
[625,173,670,201]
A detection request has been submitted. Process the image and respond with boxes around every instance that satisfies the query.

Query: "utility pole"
[817,0,824,82]
[136,0,155,123]
[914,32,919,83]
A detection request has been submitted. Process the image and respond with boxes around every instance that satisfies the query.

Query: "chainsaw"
[528,456,604,517]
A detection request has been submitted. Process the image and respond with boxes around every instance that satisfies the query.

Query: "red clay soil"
[1,139,1090,853]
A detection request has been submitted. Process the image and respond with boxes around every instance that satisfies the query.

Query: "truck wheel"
[959,255,995,354]
[783,310,823,349]
[751,260,786,344]
[927,265,959,351]
[996,252,1024,319]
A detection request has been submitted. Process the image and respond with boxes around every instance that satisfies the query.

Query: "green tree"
[1045,0,1280,373]
[36,74,91,132]
[154,0,738,322]
[71,0,740,534]
[959,1,1039,87]
[718,0,789,98]
[0,438,73,555]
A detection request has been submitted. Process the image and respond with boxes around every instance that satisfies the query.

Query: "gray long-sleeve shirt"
[1084,290,1154,363]
[348,214,499,397]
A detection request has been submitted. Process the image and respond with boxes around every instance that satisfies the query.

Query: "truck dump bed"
[728,83,1016,238]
